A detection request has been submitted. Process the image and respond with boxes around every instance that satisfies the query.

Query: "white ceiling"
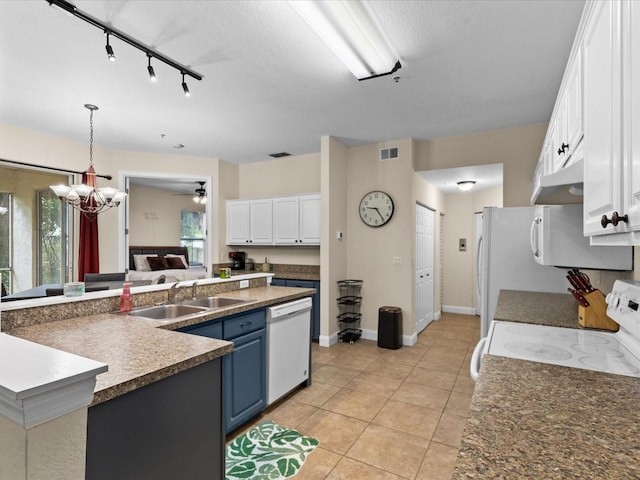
[420,163,503,196]
[0,1,584,165]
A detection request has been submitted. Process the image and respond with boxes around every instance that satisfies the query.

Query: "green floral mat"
[225,420,319,480]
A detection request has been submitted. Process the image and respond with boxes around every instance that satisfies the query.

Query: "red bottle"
[120,282,133,312]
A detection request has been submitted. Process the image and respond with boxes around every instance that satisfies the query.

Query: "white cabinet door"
[249,199,273,244]
[273,197,300,244]
[621,0,640,231]
[583,0,622,236]
[227,201,251,244]
[298,195,320,244]
[552,95,569,172]
[565,52,584,158]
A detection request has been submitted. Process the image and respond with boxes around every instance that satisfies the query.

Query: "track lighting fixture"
[48,0,202,95]
[147,54,156,82]
[182,73,190,97]
[105,32,116,63]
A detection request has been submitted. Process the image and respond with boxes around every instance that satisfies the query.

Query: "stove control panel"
[607,280,640,340]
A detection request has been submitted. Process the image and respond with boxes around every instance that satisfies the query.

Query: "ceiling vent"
[269,152,291,158]
[380,146,399,161]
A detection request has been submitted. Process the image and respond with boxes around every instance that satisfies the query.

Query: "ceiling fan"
[192,181,207,205]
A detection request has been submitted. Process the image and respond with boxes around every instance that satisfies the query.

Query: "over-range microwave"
[531,204,633,270]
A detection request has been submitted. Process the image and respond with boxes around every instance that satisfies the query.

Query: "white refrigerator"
[479,206,569,338]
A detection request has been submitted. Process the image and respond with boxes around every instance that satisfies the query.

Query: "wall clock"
[359,190,394,227]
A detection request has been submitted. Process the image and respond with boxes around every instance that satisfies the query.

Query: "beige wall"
[320,136,348,341]
[442,186,503,312]
[230,153,322,266]
[128,184,205,246]
[415,123,547,207]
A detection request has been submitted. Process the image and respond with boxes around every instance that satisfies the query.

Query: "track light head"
[105,32,116,62]
[147,55,156,82]
[182,73,190,97]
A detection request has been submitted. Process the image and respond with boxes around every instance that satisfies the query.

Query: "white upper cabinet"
[273,195,320,245]
[298,194,321,244]
[226,199,273,245]
[227,194,320,246]
[584,0,640,243]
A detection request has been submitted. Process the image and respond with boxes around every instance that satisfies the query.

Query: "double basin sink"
[123,296,253,321]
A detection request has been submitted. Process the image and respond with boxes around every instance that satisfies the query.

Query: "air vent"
[269,152,291,158]
[380,146,399,161]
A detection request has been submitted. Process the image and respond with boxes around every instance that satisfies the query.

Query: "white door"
[416,204,434,334]
[474,212,483,315]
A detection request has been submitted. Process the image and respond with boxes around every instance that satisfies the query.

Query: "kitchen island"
[3,280,316,480]
[454,290,640,479]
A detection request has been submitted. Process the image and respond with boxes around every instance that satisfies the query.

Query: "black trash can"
[378,306,402,349]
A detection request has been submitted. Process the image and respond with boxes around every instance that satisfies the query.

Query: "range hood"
[532,159,583,204]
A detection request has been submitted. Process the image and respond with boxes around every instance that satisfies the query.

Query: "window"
[0,192,10,294]
[37,189,68,284]
[180,210,205,266]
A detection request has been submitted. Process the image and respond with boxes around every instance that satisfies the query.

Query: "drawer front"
[179,320,223,339]
[223,309,265,340]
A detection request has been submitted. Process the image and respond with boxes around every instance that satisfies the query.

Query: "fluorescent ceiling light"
[289,0,401,80]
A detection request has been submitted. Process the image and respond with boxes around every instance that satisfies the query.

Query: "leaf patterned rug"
[225,420,319,480]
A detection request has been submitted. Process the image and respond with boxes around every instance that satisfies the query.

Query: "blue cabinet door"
[223,327,266,433]
[178,320,223,339]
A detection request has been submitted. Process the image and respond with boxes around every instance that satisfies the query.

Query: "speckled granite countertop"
[454,289,640,478]
[494,290,579,328]
[8,286,315,406]
[453,355,640,479]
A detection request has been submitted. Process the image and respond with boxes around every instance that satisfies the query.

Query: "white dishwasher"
[266,297,312,405]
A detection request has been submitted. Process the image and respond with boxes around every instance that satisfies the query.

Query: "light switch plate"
[459,238,467,252]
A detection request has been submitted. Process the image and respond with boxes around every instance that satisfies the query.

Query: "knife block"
[578,290,619,332]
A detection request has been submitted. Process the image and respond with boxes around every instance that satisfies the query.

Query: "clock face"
[359,191,394,227]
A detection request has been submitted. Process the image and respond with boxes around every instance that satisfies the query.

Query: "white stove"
[471,280,640,380]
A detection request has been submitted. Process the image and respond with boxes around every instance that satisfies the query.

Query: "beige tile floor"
[229,312,480,480]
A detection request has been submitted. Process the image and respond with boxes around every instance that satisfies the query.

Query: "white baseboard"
[319,329,417,347]
[442,305,477,316]
[434,310,442,321]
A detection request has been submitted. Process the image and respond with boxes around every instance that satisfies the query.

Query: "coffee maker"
[229,251,246,270]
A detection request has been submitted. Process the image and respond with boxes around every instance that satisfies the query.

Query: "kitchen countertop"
[454,289,640,478]
[7,285,315,406]
[493,289,579,328]
[453,355,640,479]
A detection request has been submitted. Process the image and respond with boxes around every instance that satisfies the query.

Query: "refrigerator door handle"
[470,337,487,381]
[476,235,483,298]
[530,217,540,258]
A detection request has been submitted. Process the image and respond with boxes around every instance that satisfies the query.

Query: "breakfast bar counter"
[6,285,315,405]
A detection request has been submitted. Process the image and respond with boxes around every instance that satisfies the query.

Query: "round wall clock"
[359,190,394,227]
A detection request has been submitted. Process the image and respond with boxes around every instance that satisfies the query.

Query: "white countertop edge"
[0,273,274,312]
[0,334,107,428]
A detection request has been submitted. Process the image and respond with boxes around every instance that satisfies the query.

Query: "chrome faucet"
[191,281,198,300]
[167,283,180,304]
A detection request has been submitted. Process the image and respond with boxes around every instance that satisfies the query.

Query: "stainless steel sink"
[181,296,252,309]
[126,304,208,320]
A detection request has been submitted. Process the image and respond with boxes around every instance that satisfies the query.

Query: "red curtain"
[77,170,99,281]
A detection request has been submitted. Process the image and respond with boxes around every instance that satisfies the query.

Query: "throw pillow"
[165,256,187,269]
[147,256,169,271]
[133,254,156,271]
[165,254,189,268]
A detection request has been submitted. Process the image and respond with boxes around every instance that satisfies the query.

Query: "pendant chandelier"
[50,104,126,219]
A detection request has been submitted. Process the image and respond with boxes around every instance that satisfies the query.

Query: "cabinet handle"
[601,211,629,229]
[240,321,252,327]
[557,143,569,155]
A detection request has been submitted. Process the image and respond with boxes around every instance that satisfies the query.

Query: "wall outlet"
[239,280,249,288]
[393,256,401,266]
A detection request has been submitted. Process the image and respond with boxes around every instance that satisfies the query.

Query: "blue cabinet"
[272,278,320,341]
[179,308,266,434]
